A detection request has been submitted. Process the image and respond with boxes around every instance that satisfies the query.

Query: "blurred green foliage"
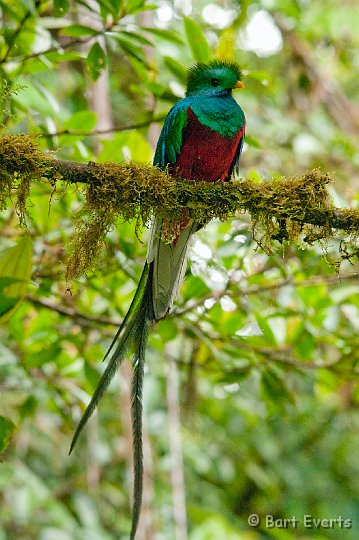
[1,0,359,539]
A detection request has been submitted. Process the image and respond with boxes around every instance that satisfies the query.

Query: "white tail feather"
[147,218,197,320]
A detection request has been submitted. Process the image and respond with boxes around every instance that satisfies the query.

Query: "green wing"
[151,96,196,320]
[153,97,190,167]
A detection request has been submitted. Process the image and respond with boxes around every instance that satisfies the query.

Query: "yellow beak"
[234,80,245,89]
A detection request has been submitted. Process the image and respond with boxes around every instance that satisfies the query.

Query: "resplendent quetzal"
[70,59,246,539]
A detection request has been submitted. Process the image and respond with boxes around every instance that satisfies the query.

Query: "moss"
[66,162,181,279]
[235,170,335,253]
[1,134,359,279]
[0,133,49,224]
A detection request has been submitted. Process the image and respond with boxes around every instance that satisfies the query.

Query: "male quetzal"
[70,59,245,539]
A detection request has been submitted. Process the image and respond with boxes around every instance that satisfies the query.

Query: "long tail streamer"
[69,263,154,540]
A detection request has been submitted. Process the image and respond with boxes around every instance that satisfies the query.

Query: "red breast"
[170,107,244,182]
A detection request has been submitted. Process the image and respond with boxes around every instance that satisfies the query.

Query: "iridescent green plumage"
[186,59,242,96]
[154,59,245,165]
[70,59,246,540]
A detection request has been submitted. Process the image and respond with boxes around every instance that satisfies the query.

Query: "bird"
[69,59,246,539]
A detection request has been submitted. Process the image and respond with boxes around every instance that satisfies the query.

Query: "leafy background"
[1,0,359,539]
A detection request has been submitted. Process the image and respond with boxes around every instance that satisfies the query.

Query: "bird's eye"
[211,78,219,87]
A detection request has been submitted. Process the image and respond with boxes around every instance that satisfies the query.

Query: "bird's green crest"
[186,59,243,96]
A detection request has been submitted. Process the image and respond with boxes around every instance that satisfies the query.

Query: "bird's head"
[186,59,244,97]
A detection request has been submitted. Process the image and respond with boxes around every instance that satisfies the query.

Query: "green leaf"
[19,396,38,419]
[126,0,152,14]
[25,343,62,368]
[143,80,177,101]
[0,1,19,20]
[14,80,59,116]
[0,416,15,454]
[164,56,187,82]
[119,30,153,47]
[0,235,32,323]
[260,365,295,413]
[244,134,261,148]
[143,27,184,45]
[0,277,22,317]
[86,42,107,81]
[254,314,275,344]
[182,276,211,302]
[53,0,70,17]
[21,51,83,74]
[62,110,97,132]
[19,0,38,16]
[184,17,211,63]
[108,33,149,66]
[98,0,133,18]
[190,514,242,540]
[84,361,101,390]
[61,24,99,38]
[97,131,152,162]
[157,319,178,342]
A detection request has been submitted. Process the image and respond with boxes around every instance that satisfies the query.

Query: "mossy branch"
[1,133,359,278]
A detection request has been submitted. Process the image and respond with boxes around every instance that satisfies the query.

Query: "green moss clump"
[66,162,181,279]
[0,133,49,224]
[236,169,335,252]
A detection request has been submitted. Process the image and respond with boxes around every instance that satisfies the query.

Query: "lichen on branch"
[1,133,359,278]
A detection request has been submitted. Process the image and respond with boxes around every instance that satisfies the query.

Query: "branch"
[38,115,166,139]
[188,324,350,374]
[1,133,359,278]
[0,0,43,64]
[25,294,121,327]
[243,272,359,295]
[171,272,359,318]
[229,340,343,372]
[6,24,114,65]
[25,287,358,378]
